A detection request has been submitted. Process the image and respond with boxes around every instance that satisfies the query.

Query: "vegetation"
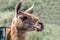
[0,0,60,40]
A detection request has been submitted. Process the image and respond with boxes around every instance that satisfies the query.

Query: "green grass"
[0,11,15,26]
[0,0,60,40]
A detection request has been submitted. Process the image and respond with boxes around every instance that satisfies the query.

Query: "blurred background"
[0,0,60,40]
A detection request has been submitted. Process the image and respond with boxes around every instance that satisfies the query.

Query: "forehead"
[19,12,39,19]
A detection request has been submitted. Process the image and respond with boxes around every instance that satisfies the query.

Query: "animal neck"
[11,26,25,40]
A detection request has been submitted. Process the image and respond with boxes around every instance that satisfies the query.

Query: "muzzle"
[34,22,44,32]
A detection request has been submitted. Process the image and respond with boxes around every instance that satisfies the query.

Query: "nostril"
[37,22,41,26]
[37,23,40,26]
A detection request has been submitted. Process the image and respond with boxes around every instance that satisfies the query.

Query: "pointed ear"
[15,0,23,14]
[24,4,34,13]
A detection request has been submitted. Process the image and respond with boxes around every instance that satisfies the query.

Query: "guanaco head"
[12,0,44,32]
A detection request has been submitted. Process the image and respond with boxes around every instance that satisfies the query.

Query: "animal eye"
[22,16,28,21]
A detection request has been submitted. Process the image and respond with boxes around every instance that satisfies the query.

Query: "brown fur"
[6,0,44,40]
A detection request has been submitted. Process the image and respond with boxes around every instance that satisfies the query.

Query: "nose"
[37,22,44,32]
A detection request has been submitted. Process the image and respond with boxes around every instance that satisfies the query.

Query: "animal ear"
[24,4,34,13]
[15,0,22,15]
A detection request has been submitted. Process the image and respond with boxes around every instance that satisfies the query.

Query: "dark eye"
[22,16,28,21]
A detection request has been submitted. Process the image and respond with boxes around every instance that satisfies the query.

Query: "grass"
[0,11,15,26]
[0,0,60,40]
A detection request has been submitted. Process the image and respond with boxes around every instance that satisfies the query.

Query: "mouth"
[18,27,34,31]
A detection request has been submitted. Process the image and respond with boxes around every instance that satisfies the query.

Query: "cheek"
[17,19,23,27]
[23,23,31,28]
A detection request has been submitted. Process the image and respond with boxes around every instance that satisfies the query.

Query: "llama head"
[12,0,44,32]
